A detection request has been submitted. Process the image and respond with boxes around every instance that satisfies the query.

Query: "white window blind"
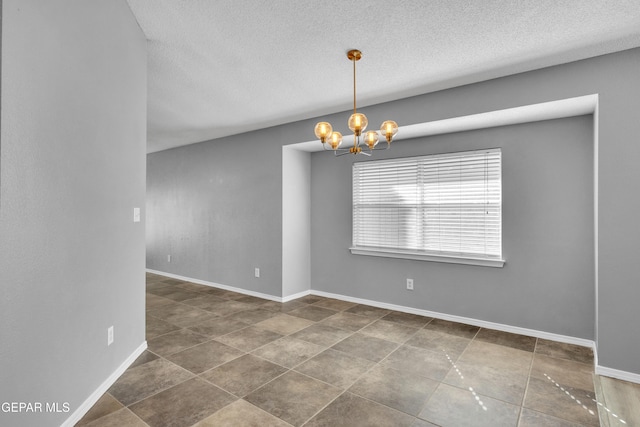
[352,148,502,265]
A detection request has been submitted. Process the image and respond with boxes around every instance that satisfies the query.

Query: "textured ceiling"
[126,0,640,153]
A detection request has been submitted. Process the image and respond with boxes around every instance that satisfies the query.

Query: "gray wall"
[311,117,594,339]
[0,1,147,426]
[147,130,284,297]
[146,48,640,375]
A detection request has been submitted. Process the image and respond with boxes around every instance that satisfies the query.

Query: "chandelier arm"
[329,146,353,155]
[368,142,391,151]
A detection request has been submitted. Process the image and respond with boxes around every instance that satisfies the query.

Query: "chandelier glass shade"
[314,49,398,156]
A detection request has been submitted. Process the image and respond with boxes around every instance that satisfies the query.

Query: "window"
[351,148,503,267]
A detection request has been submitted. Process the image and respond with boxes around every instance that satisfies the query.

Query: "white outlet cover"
[133,207,141,223]
[255,268,260,278]
[107,326,114,346]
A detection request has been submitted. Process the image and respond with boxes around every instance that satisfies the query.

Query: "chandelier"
[314,49,398,156]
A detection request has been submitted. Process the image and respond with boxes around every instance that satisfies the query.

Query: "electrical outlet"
[406,278,414,290]
[255,268,260,278]
[107,326,114,346]
[167,254,171,263]
[133,207,141,223]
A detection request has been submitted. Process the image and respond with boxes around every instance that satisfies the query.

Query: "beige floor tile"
[235,295,268,305]
[180,294,227,311]
[331,332,398,363]
[596,375,640,427]
[345,304,391,319]
[423,318,479,339]
[458,340,533,376]
[518,407,585,427]
[312,298,358,311]
[475,328,536,352]
[129,377,236,427]
[381,311,433,328]
[530,354,594,391]
[320,312,375,332]
[256,313,315,335]
[245,371,341,426]
[108,358,193,406]
[260,299,309,313]
[359,319,420,343]
[186,316,250,337]
[523,376,599,426]
[175,282,213,293]
[76,393,123,426]
[289,323,353,347]
[166,340,244,374]
[200,354,287,397]
[405,328,471,357]
[295,348,375,389]
[442,359,528,405]
[419,383,520,427]
[147,304,216,328]
[145,293,175,309]
[535,339,594,365]
[147,329,210,357]
[215,326,283,352]
[192,399,292,427]
[146,316,181,340]
[382,345,452,381]
[129,350,160,369]
[224,308,279,324]
[288,305,339,322]
[305,392,417,427]
[147,286,202,302]
[296,295,324,304]
[252,336,325,368]
[83,408,149,427]
[349,365,439,416]
[203,300,255,316]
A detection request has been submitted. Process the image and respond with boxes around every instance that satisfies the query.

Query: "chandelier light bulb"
[364,131,379,149]
[328,131,343,150]
[314,122,333,143]
[381,120,399,142]
[348,113,368,136]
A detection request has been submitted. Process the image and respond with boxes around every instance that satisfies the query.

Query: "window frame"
[350,148,505,268]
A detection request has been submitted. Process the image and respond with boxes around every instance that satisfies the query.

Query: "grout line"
[515,337,537,426]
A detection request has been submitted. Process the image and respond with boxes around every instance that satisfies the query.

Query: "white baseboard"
[146,269,283,302]
[596,365,640,384]
[283,289,311,302]
[311,289,596,349]
[61,341,147,427]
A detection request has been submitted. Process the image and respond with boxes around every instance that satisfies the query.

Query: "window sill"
[349,247,505,268]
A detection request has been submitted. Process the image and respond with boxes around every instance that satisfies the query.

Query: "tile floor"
[76,273,610,426]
